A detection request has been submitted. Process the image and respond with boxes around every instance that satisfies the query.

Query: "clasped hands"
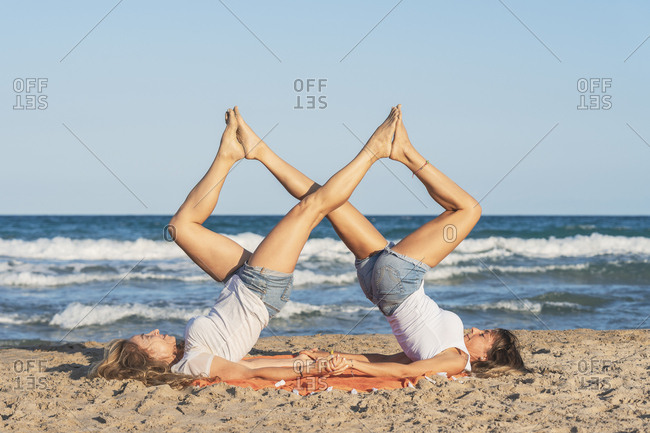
[295,348,353,377]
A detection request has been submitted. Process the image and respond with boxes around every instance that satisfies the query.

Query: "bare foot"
[390,104,415,163]
[363,106,398,161]
[233,106,268,160]
[217,109,245,162]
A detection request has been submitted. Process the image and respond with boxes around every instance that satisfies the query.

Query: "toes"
[386,107,397,122]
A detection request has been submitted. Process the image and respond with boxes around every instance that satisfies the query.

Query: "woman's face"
[129,329,177,364]
[464,327,495,362]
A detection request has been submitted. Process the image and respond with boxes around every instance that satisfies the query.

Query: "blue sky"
[1,0,649,215]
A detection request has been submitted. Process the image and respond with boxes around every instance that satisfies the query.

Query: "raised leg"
[168,109,251,282]
[389,105,482,268]
[233,106,387,260]
[246,107,399,273]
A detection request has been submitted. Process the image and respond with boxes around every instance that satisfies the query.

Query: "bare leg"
[168,109,251,282]
[389,105,482,268]
[245,107,399,273]
[234,106,386,259]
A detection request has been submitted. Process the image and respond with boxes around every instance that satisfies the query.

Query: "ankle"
[252,142,271,162]
[401,146,425,170]
[215,150,240,165]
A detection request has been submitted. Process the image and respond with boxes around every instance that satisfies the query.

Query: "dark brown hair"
[471,328,527,378]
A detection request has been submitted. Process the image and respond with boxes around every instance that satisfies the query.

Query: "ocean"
[0,215,648,346]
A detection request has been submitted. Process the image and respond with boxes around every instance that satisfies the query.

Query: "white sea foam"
[424,262,590,281]
[273,301,374,320]
[0,237,183,261]
[47,300,372,328]
[0,266,357,288]
[468,300,543,313]
[1,233,648,262]
[465,299,586,313]
[292,270,357,286]
[452,233,650,260]
[274,301,322,319]
[0,312,46,325]
[0,271,210,287]
[49,302,208,329]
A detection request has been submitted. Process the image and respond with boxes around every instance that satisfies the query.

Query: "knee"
[296,193,327,221]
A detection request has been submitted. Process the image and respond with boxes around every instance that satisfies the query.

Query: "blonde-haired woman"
[90,105,401,388]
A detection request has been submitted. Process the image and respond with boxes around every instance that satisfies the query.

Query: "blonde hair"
[88,339,198,389]
[471,328,527,378]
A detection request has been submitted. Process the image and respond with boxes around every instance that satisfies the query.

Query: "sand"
[1,330,649,432]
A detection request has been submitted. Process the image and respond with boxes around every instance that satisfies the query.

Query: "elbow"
[168,213,183,229]
[470,202,482,220]
[452,201,482,224]
[167,217,181,241]
[459,200,482,222]
[453,199,481,216]
[395,366,415,378]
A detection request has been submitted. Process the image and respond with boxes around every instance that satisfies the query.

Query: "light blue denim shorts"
[235,262,293,318]
[355,242,431,316]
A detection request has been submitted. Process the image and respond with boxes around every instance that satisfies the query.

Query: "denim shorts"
[355,242,430,316]
[236,262,293,318]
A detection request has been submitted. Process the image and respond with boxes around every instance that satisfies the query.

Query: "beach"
[2,215,650,345]
[2,329,648,432]
[1,215,649,431]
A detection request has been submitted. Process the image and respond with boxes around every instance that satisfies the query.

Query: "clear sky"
[1,0,649,215]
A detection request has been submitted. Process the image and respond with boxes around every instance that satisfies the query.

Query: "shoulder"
[429,348,468,374]
[172,351,214,377]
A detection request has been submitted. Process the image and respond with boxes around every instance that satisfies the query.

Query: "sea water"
[0,215,648,345]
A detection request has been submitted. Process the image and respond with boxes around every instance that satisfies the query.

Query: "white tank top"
[386,284,471,373]
[171,274,269,377]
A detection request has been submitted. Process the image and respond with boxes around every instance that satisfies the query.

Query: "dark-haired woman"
[249,105,526,379]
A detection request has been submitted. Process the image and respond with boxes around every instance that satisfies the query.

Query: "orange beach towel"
[192,355,467,395]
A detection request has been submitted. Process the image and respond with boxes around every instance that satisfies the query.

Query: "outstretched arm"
[213,355,329,381]
[330,350,467,378]
[301,349,411,364]
[237,353,313,369]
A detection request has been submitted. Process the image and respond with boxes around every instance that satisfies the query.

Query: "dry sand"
[1,330,649,432]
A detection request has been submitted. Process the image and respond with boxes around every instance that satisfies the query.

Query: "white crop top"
[171,274,269,377]
[386,284,471,373]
